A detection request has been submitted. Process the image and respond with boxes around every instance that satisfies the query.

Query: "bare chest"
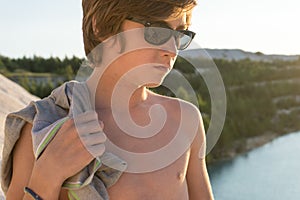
[107,150,190,200]
[98,103,184,151]
[98,108,191,199]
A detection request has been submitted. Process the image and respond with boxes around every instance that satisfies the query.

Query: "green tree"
[65,65,75,80]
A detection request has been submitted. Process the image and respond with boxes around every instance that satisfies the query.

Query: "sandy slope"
[0,73,39,198]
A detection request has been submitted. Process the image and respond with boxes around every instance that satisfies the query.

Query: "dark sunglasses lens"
[144,26,195,50]
[177,33,192,50]
[175,31,195,50]
[144,27,172,45]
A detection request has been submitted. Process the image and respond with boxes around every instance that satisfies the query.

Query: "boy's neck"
[86,75,149,113]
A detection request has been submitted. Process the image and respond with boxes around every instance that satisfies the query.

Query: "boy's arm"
[6,122,62,200]
[6,123,35,199]
[186,110,214,200]
[6,115,103,200]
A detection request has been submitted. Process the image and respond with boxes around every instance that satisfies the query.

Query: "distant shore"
[229,133,278,158]
[207,132,280,164]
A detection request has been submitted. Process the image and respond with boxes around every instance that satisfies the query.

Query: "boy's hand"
[35,111,106,184]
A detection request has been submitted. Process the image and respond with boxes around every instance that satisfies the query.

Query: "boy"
[3,0,214,199]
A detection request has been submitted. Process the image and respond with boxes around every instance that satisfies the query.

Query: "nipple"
[177,172,184,180]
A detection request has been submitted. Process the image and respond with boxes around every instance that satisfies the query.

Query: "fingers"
[36,111,107,182]
[73,111,102,133]
[80,132,107,146]
[86,143,106,158]
[76,119,103,135]
[72,110,107,158]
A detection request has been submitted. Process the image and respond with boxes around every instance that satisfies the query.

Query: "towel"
[1,81,127,199]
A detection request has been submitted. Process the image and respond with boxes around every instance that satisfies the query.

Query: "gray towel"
[1,81,127,199]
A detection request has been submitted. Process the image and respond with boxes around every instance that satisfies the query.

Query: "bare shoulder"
[148,90,203,142]
[148,89,201,119]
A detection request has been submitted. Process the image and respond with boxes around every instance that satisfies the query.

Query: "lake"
[208,131,300,200]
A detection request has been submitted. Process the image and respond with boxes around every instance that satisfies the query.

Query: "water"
[208,132,300,200]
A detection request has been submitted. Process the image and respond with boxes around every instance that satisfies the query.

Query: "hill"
[180,48,300,62]
[0,73,38,198]
[0,73,38,134]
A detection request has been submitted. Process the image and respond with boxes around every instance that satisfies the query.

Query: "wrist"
[27,163,63,199]
[33,159,65,186]
[24,187,43,200]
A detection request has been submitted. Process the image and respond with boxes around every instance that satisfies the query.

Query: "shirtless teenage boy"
[4,0,214,199]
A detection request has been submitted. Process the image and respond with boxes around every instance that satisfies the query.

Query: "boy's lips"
[153,65,171,71]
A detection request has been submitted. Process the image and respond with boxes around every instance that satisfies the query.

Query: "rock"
[0,73,39,135]
[0,73,39,197]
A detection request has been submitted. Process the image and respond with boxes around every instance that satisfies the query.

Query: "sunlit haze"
[0,0,299,58]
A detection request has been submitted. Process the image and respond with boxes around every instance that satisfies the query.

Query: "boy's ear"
[92,16,123,53]
[92,16,99,35]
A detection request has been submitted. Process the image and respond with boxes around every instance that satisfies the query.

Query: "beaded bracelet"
[24,187,43,200]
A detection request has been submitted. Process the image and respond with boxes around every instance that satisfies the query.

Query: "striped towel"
[1,81,127,200]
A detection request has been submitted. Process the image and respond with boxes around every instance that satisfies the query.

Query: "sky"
[0,0,299,59]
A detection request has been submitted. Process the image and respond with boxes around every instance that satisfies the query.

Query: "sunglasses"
[127,17,196,50]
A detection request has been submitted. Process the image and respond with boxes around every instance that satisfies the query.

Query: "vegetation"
[0,55,84,97]
[193,58,300,163]
[1,54,300,164]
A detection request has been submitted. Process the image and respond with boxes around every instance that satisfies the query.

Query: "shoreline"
[207,132,279,165]
[230,132,278,158]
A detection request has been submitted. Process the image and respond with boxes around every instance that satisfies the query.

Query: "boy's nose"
[159,37,178,58]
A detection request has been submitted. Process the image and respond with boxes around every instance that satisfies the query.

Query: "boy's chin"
[143,82,162,88]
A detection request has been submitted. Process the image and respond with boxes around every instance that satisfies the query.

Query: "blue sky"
[0,0,299,58]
